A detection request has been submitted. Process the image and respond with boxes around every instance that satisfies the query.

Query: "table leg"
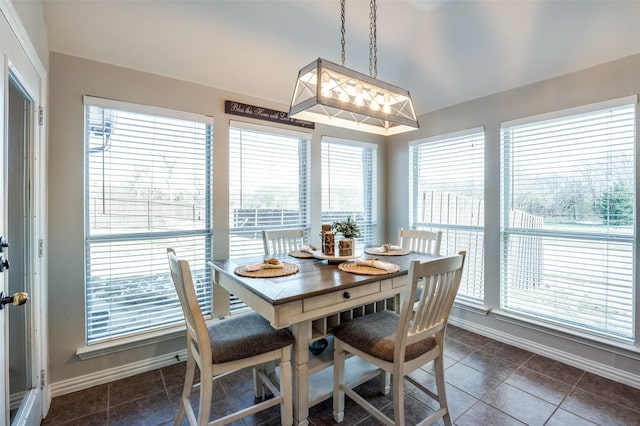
[291,321,311,426]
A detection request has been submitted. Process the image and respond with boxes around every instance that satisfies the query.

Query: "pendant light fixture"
[289,0,419,136]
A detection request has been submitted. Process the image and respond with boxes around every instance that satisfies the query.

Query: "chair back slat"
[397,228,443,255]
[262,228,306,255]
[401,251,466,347]
[167,248,211,360]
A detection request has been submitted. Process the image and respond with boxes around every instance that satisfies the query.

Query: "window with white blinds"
[321,138,378,247]
[229,122,311,257]
[84,96,213,343]
[501,97,636,341]
[409,128,485,301]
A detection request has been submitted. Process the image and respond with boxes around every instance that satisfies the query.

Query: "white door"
[0,10,45,426]
[0,43,6,424]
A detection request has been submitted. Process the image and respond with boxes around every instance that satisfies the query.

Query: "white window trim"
[501,95,638,129]
[83,97,214,344]
[229,119,311,140]
[322,136,378,149]
[500,98,637,345]
[409,126,485,146]
[83,95,214,124]
[409,127,486,302]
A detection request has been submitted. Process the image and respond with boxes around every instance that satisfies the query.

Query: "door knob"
[0,255,9,272]
[0,291,28,309]
[0,235,8,252]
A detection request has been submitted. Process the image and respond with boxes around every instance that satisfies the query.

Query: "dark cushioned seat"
[209,312,294,364]
[332,310,436,362]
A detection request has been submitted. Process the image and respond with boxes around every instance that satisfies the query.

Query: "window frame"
[321,137,378,248]
[409,127,486,302]
[82,96,214,344]
[228,120,311,258]
[500,95,637,343]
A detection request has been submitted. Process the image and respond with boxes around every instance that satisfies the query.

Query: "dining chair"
[262,228,306,255]
[167,248,294,426]
[332,251,466,426]
[397,228,442,255]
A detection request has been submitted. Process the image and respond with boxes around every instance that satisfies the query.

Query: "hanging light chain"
[369,0,377,78]
[340,0,346,67]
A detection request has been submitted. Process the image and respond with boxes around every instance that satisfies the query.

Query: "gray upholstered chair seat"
[209,313,294,364]
[332,310,436,363]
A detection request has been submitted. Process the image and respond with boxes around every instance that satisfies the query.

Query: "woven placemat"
[288,250,314,259]
[338,262,400,275]
[365,247,410,256]
[234,262,299,278]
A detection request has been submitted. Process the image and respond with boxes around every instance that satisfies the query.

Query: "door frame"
[0,1,48,424]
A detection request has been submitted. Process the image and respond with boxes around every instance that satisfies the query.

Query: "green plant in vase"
[332,217,360,256]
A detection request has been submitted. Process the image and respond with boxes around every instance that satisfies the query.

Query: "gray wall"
[387,53,640,384]
[47,52,386,383]
[12,0,48,71]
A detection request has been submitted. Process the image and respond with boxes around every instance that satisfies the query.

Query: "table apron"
[214,273,408,329]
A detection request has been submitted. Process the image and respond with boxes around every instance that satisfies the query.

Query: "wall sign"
[225,100,315,129]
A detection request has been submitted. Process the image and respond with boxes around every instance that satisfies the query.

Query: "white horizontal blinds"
[229,123,311,257]
[501,100,635,340]
[84,98,213,343]
[409,128,485,301]
[321,139,378,247]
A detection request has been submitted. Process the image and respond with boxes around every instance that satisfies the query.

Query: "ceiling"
[41,0,640,117]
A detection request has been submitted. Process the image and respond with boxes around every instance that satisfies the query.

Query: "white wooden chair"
[332,251,466,426]
[397,228,442,255]
[167,248,294,426]
[262,228,306,255]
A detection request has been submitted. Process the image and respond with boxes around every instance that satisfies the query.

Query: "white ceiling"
[42,0,640,116]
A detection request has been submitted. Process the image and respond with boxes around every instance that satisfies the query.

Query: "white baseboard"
[48,349,188,398]
[449,317,640,390]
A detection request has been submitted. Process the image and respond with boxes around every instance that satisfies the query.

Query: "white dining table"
[210,251,436,426]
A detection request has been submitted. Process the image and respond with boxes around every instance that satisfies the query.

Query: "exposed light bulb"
[355,84,364,106]
[382,92,391,114]
[321,74,331,97]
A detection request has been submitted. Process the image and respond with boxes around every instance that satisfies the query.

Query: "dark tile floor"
[42,325,640,425]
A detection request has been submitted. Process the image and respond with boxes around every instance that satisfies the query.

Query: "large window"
[229,122,311,257]
[84,96,213,343]
[322,138,378,248]
[409,128,485,301]
[501,97,636,341]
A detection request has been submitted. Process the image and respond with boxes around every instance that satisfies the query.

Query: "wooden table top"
[210,251,437,306]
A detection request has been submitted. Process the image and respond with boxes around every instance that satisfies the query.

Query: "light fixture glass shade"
[289,58,419,136]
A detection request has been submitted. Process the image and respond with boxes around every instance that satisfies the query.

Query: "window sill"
[452,299,491,316]
[76,324,187,360]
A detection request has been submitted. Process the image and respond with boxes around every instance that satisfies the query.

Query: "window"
[229,122,311,257]
[84,96,213,343]
[409,128,485,301]
[501,97,636,341]
[322,138,378,247]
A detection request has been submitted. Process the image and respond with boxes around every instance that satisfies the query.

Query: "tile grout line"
[107,381,111,426]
